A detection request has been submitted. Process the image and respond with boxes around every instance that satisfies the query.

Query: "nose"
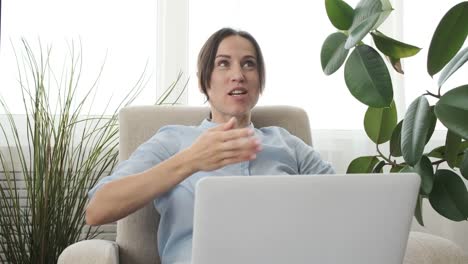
[231,63,245,83]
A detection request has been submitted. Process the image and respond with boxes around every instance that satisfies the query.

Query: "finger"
[209,117,237,132]
[220,137,261,153]
[222,117,237,131]
[219,153,257,167]
[220,128,255,142]
[218,147,260,161]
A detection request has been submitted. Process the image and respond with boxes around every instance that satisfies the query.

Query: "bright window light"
[0,0,158,114]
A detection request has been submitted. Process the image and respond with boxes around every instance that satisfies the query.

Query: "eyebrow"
[215,54,257,60]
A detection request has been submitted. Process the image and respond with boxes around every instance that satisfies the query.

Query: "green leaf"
[415,195,424,226]
[325,0,354,30]
[435,85,468,140]
[445,130,462,168]
[429,169,468,221]
[344,44,393,107]
[371,30,421,59]
[461,150,468,180]
[364,101,397,144]
[427,142,468,167]
[428,145,445,159]
[402,156,434,196]
[372,160,386,173]
[321,32,350,75]
[401,96,432,166]
[390,121,403,157]
[347,156,379,173]
[425,106,437,144]
[455,154,465,168]
[438,47,468,88]
[344,0,383,49]
[459,141,468,154]
[372,0,393,30]
[427,2,468,76]
[390,164,404,172]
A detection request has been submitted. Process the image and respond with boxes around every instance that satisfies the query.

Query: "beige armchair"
[58,105,466,264]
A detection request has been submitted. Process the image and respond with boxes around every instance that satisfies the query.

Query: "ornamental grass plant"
[0,40,185,264]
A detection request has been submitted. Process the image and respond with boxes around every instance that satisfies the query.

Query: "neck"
[211,114,251,128]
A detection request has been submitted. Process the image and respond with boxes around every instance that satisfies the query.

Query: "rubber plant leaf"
[401,96,431,166]
[455,142,468,168]
[371,30,421,59]
[364,101,397,144]
[344,44,393,107]
[372,160,386,173]
[425,106,437,144]
[429,169,468,221]
[344,0,382,49]
[435,85,468,140]
[346,156,380,173]
[325,0,354,30]
[390,120,403,157]
[371,0,393,30]
[445,130,462,168]
[321,32,350,75]
[414,195,424,226]
[438,46,468,88]
[427,2,468,76]
[461,150,468,180]
[401,156,434,196]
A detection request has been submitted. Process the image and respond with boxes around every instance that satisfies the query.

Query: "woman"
[85,27,334,264]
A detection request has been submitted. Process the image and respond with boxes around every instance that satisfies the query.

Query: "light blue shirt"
[89,119,335,264]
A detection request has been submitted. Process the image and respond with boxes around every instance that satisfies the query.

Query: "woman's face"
[206,35,260,125]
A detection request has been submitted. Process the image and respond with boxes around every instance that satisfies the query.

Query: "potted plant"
[0,40,185,263]
[321,0,468,225]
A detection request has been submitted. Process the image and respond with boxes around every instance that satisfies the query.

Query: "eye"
[216,59,229,68]
[242,60,257,69]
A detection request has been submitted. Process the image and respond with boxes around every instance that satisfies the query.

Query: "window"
[0,0,158,114]
[403,0,466,108]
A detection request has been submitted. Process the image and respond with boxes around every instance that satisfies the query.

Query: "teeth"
[230,89,246,95]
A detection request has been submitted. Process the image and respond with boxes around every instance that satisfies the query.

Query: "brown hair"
[197,28,265,100]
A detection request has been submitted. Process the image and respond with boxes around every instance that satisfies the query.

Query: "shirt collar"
[199,118,255,130]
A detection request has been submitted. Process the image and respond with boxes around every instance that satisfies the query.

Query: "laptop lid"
[192,173,420,264]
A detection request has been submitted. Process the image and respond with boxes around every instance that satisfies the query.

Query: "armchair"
[58,105,466,264]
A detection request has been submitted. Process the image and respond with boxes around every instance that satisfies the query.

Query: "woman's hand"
[185,117,262,172]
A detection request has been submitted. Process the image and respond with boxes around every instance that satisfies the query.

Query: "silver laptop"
[191,173,420,264]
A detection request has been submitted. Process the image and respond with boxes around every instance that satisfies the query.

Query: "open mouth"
[228,88,247,96]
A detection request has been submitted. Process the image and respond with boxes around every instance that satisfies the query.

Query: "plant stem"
[424,90,441,99]
[376,144,396,165]
[432,159,446,166]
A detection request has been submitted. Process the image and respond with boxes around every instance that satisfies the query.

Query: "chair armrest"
[58,239,119,264]
[404,231,467,264]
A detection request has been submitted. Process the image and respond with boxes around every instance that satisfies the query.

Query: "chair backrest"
[116,105,312,264]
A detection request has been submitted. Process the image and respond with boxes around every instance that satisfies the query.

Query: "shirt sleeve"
[293,135,335,175]
[88,126,180,198]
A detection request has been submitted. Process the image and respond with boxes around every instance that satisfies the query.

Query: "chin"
[231,106,253,116]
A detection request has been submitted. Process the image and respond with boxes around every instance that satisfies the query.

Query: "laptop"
[191,173,420,264]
